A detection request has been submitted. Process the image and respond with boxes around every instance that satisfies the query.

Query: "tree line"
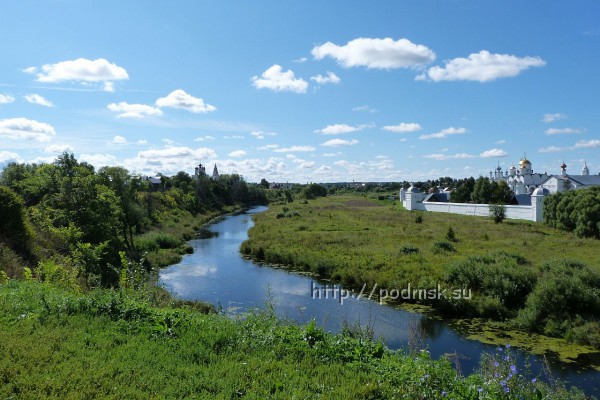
[0,153,267,286]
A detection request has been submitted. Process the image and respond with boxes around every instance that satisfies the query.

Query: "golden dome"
[519,158,531,166]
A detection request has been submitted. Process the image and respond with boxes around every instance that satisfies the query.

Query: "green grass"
[0,280,590,399]
[241,195,600,349]
[139,206,239,269]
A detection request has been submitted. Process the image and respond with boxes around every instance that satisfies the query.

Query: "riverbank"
[135,205,247,269]
[0,279,590,399]
[240,194,600,359]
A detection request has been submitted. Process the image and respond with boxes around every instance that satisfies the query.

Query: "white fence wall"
[420,202,534,221]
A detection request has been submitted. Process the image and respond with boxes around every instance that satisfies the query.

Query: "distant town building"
[211,164,220,181]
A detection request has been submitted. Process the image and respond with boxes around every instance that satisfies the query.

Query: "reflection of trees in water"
[419,317,445,340]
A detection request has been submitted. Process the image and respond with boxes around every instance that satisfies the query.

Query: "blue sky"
[1,0,599,183]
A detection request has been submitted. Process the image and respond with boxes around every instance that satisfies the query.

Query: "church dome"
[519,158,531,166]
[532,187,550,196]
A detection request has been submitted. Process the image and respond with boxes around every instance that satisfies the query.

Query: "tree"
[452,177,475,203]
[0,186,31,255]
[471,177,493,204]
[259,178,270,189]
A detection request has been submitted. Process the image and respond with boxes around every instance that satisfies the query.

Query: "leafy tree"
[451,177,475,203]
[0,186,31,254]
[259,178,270,189]
[471,177,493,204]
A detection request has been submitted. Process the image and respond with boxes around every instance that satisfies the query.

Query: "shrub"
[515,259,600,341]
[0,186,31,254]
[489,204,506,223]
[446,227,457,242]
[276,213,285,219]
[400,245,419,255]
[432,241,455,254]
[443,252,537,319]
[415,214,423,224]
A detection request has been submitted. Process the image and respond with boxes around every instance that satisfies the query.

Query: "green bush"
[0,186,31,254]
[432,241,455,253]
[515,259,600,342]
[489,203,506,223]
[400,245,419,255]
[134,232,181,252]
[443,252,537,318]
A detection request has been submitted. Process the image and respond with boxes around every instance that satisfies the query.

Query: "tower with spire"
[211,163,220,181]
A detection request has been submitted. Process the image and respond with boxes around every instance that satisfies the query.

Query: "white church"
[401,157,600,222]
[490,156,599,195]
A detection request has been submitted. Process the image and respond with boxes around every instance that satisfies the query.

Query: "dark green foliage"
[544,186,600,238]
[400,245,419,255]
[515,259,600,343]
[451,177,476,203]
[489,203,507,223]
[0,186,31,255]
[443,252,536,319]
[415,213,423,224]
[299,183,327,200]
[446,226,456,242]
[432,241,455,253]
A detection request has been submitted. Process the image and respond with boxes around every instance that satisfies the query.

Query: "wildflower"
[493,361,499,368]
[498,346,503,352]
[505,344,511,349]
[510,365,517,373]
[477,387,483,393]
[531,377,537,383]
[441,390,447,397]
[504,386,510,393]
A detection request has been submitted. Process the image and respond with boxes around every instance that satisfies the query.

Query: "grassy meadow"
[0,279,590,399]
[241,194,600,349]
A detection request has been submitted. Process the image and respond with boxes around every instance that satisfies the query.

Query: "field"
[241,194,600,349]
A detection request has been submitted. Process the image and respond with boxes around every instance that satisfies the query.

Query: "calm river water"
[159,206,599,396]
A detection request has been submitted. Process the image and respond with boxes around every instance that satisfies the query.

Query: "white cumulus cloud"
[0,94,15,104]
[315,123,368,135]
[24,93,53,107]
[155,89,216,113]
[312,37,435,69]
[273,145,315,153]
[107,102,163,118]
[479,148,508,158]
[310,71,340,85]
[419,50,545,82]
[228,150,247,158]
[382,123,422,133]
[44,144,74,153]
[251,65,308,93]
[113,135,127,144]
[34,58,129,85]
[321,139,359,147]
[0,151,22,164]
[0,117,56,142]
[419,127,466,140]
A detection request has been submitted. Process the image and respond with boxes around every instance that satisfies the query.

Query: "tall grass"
[0,280,590,399]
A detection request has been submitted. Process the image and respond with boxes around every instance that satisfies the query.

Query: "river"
[159,206,599,396]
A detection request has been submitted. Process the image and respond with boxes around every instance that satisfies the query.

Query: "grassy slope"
[0,280,589,399]
[243,194,599,288]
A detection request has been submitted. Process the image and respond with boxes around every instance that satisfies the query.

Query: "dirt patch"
[343,200,379,207]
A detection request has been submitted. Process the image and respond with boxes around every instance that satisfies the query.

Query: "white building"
[401,158,599,222]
